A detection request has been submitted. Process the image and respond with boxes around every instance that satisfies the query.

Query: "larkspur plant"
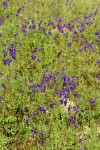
[0,0,100,149]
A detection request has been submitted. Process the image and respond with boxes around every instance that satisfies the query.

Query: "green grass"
[0,0,100,149]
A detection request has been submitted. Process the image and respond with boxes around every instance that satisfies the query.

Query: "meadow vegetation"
[0,0,100,149]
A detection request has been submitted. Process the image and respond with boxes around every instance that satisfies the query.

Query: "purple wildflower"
[73,92,79,98]
[50,102,55,108]
[31,54,36,60]
[96,60,100,64]
[56,18,62,22]
[74,124,78,129]
[95,32,99,36]
[56,71,60,76]
[21,25,27,34]
[60,99,64,104]
[3,59,12,66]
[94,9,98,16]
[48,22,54,26]
[2,1,8,9]
[68,105,72,114]
[9,43,16,60]
[54,34,59,40]
[98,74,100,80]
[40,132,45,145]
[67,23,72,31]
[70,115,76,124]
[70,82,76,91]
[1,83,6,89]
[78,136,83,143]
[39,106,46,113]
[0,18,3,26]
[62,73,67,86]
[48,31,52,35]
[0,72,2,77]
[63,100,67,106]
[73,105,79,111]
[89,99,96,105]
[32,129,38,138]
[29,25,36,29]
[68,42,72,47]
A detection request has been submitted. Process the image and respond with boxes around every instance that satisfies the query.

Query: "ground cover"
[0,0,100,149]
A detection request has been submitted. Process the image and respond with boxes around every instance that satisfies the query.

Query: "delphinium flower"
[67,22,72,31]
[0,72,2,77]
[56,71,60,76]
[37,58,41,62]
[73,105,79,112]
[33,111,37,117]
[38,20,42,30]
[96,60,100,64]
[63,100,67,106]
[74,124,78,129]
[6,14,10,18]
[40,132,45,145]
[0,18,3,26]
[50,101,55,108]
[9,43,16,60]
[32,129,38,138]
[1,83,6,89]
[57,26,64,33]
[64,86,70,95]
[94,9,98,16]
[14,32,18,37]
[48,21,54,26]
[2,1,8,9]
[70,115,76,124]
[48,31,52,35]
[62,73,67,86]
[78,136,83,143]
[60,99,64,104]
[39,106,46,113]
[73,92,79,98]
[31,54,36,60]
[43,28,46,35]
[89,99,96,105]
[81,34,84,38]
[98,74,100,80]
[16,7,24,16]
[70,82,76,91]
[95,32,100,37]
[54,34,59,40]
[0,32,2,37]
[68,105,72,114]
[3,59,12,66]
[56,18,62,22]
[21,24,27,35]
[68,42,72,47]
[61,59,64,63]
